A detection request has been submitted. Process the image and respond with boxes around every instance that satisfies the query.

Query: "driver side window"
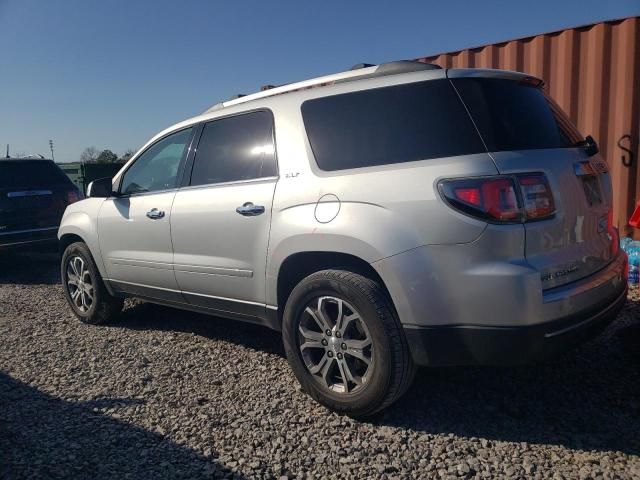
[120,127,193,195]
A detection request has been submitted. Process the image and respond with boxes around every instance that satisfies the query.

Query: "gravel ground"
[1,251,639,479]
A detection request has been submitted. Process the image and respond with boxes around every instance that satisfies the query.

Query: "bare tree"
[80,146,99,164]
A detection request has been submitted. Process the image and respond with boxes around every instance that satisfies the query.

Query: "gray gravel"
[1,251,639,479]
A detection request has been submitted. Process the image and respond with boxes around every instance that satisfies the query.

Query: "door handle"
[236,202,265,216]
[146,208,165,219]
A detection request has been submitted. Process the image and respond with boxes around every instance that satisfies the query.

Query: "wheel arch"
[58,212,108,279]
[275,251,395,321]
[59,233,85,255]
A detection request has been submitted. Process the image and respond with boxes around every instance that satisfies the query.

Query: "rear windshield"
[0,160,73,188]
[301,79,485,171]
[451,77,583,152]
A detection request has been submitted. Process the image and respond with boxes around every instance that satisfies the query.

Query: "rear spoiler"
[446,68,544,87]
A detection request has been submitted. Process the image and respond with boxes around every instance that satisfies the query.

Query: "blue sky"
[1,0,638,163]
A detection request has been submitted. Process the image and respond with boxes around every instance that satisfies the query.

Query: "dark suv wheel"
[282,269,415,417]
[61,242,123,324]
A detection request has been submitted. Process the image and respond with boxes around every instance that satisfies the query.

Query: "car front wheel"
[61,242,123,325]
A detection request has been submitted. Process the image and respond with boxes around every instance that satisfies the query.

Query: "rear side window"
[0,160,72,188]
[190,110,277,186]
[301,80,485,171]
[451,77,583,152]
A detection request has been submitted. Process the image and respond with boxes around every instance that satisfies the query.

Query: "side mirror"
[86,177,115,198]
[585,135,599,157]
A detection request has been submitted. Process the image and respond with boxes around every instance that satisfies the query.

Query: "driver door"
[97,127,194,302]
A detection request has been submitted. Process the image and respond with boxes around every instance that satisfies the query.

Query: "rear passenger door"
[170,110,278,321]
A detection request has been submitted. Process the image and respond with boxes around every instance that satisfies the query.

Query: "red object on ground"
[629,201,640,228]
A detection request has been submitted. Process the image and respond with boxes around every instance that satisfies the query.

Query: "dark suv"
[0,158,81,250]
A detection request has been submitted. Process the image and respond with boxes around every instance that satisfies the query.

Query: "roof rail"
[335,60,441,84]
[203,60,441,113]
[351,63,376,70]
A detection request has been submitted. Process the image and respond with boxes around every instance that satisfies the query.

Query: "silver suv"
[59,61,628,417]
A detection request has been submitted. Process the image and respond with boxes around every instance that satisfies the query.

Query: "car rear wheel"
[61,242,123,324]
[282,269,415,417]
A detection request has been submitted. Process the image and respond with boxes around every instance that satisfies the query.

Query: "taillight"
[629,201,640,228]
[439,177,521,222]
[517,174,555,220]
[66,190,80,204]
[439,173,556,223]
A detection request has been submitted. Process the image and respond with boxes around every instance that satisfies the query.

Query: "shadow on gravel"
[377,299,640,457]
[0,373,242,479]
[113,302,286,358]
[0,250,60,285]
[114,298,640,457]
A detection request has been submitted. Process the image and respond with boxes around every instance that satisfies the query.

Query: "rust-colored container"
[418,16,640,235]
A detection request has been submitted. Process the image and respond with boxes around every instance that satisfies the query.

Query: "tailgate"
[0,185,70,232]
[0,160,76,233]
[491,149,614,289]
[450,73,615,289]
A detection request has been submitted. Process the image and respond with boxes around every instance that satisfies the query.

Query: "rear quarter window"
[301,79,485,172]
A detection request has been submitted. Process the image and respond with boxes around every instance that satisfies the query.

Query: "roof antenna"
[5,144,9,158]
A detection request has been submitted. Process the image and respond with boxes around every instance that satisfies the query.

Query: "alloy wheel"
[297,296,373,394]
[66,256,94,313]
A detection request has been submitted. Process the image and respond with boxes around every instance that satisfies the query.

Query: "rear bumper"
[404,284,627,366]
[0,226,59,249]
[372,232,628,366]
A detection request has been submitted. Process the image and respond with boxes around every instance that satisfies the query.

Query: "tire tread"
[61,242,123,325]
[283,269,415,417]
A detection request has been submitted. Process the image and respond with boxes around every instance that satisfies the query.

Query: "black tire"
[61,242,123,325]
[282,269,415,417]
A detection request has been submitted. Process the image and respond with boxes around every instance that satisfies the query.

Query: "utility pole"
[49,139,55,161]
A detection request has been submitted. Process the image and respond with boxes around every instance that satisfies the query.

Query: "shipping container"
[418,16,640,235]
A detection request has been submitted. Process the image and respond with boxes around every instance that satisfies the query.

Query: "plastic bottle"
[627,246,640,286]
[620,236,634,254]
